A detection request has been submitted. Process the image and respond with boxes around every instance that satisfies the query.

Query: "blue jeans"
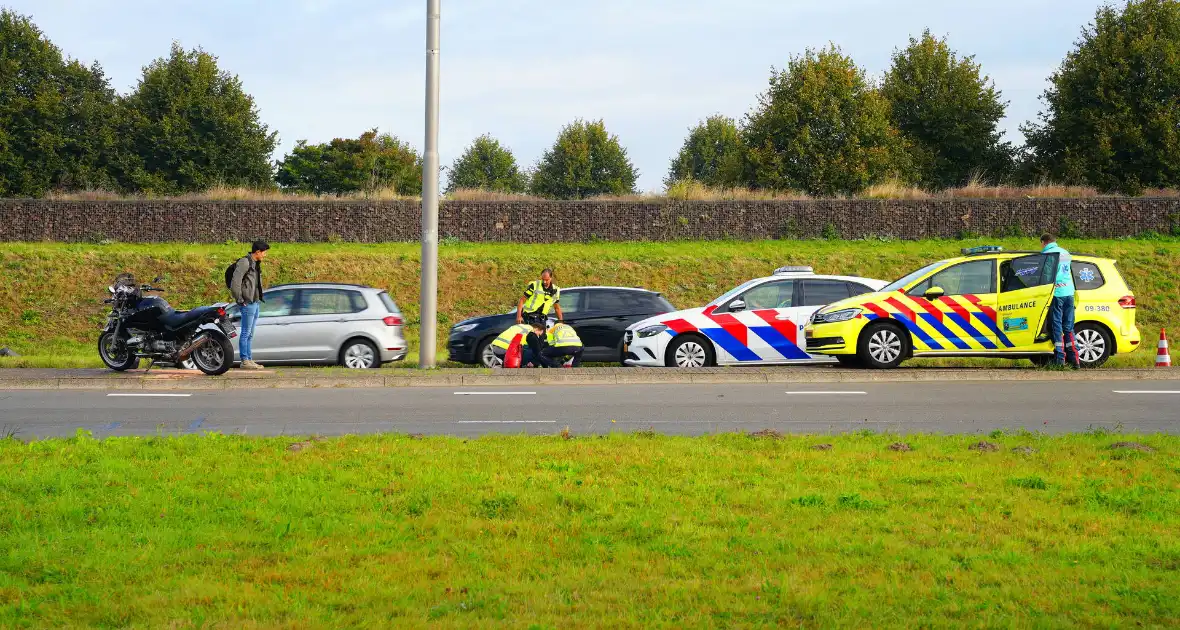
[1048,295,1076,365]
[239,302,260,361]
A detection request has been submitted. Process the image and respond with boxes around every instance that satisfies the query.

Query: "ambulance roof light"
[961,245,1004,256]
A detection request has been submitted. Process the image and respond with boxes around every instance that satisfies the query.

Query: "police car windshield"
[709,279,765,307]
[880,261,948,293]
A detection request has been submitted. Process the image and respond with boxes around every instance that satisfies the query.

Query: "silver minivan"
[222,283,407,368]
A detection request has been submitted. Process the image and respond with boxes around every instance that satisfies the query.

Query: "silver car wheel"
[675,341,707,367]
[343,342,377,369]
[1075,328,1106,363]
[481,343,503,368]
[868,329,903,364]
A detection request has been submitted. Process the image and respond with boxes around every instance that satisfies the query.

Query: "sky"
[8,0,1110,192]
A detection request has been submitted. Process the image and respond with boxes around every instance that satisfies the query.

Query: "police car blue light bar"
[961,245,1004,256]
[773,266,814,275]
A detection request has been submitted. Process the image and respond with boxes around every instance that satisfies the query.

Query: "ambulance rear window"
[1072,261,1105,291]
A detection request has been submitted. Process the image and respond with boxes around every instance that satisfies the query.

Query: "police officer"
[516,269,563,324]
[489,321,532,366]
[1041,233,1078,366]
[543,321,584,367]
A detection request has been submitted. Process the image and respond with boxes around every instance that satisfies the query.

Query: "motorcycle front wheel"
[189,333,234,376]
[98,331,139,371]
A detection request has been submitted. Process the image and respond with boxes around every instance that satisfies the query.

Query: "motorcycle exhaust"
[176,334,212,362]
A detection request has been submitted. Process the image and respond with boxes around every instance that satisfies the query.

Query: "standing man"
[1041,234,1077,367]
[230,240,269,370]
[516,269,563,324]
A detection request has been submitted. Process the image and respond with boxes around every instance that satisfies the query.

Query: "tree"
[1023,0,1180,194]
[742,46,912,196]
[119,43,277,194]
[275,129,422,196]
[530,119,638,199]
[882,30,1013,189]
[665,115,745,188]
[0,9,122,196]
[445,134,528,193]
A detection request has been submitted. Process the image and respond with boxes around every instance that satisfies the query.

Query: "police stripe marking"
[701,327,762,362]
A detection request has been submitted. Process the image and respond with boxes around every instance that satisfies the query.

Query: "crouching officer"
[489,321,532,366]
[543,321,584,367]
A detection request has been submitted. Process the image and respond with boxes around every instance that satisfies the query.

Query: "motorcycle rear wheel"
[98,332,140,371]
[190,333,233,376]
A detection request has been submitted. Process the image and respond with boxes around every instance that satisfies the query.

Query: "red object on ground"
[504,334,523,369]
[1157,328,1171,368]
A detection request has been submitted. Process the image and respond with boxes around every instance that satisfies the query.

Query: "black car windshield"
[880,261,948,293]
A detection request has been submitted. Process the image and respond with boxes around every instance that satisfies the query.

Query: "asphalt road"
[2,381,1178,438]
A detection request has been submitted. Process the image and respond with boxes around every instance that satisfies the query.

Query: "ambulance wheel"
[857,322,909,369]
[665,335,714,368]
[1074,323,1112,369]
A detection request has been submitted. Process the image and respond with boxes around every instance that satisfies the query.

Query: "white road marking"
[453,391,537,396]
[456,420,556,424]
[106,393,192,398]
[1113,390,1180,394]
[786,391,867,396]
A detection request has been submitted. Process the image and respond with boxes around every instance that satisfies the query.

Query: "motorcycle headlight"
[812,308,861,324]
[637,324,669,338]
[451,323,479,333]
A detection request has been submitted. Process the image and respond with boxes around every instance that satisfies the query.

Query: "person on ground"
[230,240,269,370]
[516,269,563,324]
[1041,233,1077,367]
[543,321,584,367]
[522,316,552,368]
[489,321,532,366]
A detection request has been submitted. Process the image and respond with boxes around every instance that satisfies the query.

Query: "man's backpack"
[224,259,239,290]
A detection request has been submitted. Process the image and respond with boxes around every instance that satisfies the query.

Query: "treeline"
[2,1,1179,199]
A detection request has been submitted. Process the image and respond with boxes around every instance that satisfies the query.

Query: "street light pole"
[420,0,440,368]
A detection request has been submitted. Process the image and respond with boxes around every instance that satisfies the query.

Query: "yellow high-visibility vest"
[522,280,560,315]
[491,323,531,350]
[546,323,582,348]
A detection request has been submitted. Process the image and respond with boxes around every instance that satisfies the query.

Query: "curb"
[1,367,1177,390]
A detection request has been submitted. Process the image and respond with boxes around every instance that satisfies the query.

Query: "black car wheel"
[476,338,501,368]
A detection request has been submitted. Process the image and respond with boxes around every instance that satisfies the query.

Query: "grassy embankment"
[2,239,1177,368]
[1,431,1177,627]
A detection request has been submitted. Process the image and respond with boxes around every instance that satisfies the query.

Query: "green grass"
[2,239,1177,367]
[1,431,1178,627]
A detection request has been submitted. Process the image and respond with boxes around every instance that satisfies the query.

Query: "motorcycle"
[98,273,238,376]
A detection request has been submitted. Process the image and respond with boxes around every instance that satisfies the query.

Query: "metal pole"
[419,0,440,368]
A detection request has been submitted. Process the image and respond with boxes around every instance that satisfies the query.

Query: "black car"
[448,286,675,367]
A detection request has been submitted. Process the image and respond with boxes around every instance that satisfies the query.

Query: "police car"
[804,245,1141,369]
[622,267,888,367]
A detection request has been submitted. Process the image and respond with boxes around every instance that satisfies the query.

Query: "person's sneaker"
[240,360,264,370]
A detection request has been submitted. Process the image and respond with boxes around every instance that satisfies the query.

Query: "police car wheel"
[858,322,908,369]
[666,335,714,368]
[1073,323,1111,368]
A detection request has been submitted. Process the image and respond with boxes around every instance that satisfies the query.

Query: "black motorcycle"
[98,273,237,376]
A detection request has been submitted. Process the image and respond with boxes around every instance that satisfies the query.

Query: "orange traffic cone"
[504,334,523,369]
[1156,329,1171,368]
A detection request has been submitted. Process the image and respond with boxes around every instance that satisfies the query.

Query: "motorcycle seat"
[160,306,219,330]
